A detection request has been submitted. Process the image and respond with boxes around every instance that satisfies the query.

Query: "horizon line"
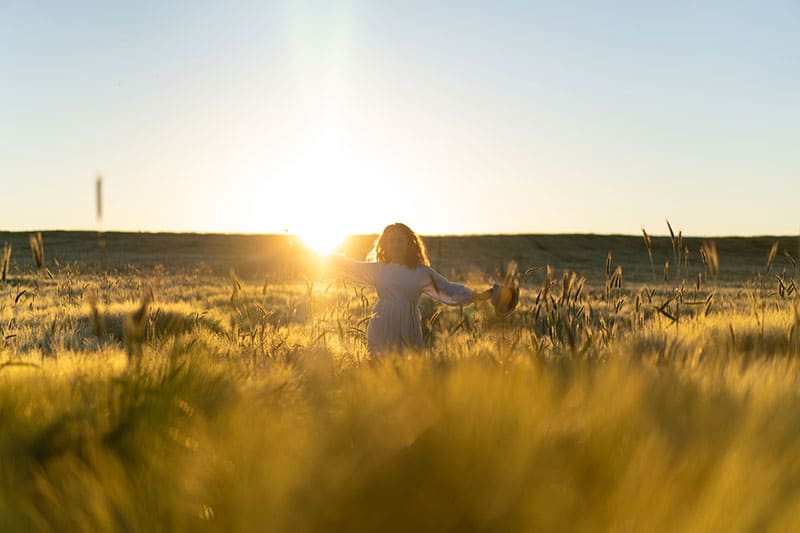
[1,228,799,240]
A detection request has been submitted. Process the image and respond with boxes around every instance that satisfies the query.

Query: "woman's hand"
[473,287,493,302]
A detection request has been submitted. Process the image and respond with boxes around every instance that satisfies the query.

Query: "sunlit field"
[1,231,800,531]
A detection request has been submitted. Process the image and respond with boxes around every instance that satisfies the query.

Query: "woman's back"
[326,223,487,357]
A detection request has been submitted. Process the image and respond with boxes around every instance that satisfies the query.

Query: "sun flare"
[269,133,373,257]
[297,229,345,256]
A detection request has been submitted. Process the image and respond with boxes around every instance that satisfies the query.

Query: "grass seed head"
[700,241,719,279]
[1,243,11,282]
[641,228,652,251]
[767,241,779,273]
[29,232,44,270]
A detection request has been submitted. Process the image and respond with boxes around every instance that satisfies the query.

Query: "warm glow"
[297,229,345,256]
[263,129,374,257]
[221,19,415,243]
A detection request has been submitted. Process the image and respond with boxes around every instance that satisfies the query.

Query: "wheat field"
[1,231,799,532]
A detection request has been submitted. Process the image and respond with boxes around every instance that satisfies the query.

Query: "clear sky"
[2,1,798,246]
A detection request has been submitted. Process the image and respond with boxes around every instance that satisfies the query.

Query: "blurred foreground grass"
[1,232,800,531]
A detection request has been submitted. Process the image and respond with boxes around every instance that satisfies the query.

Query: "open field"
[2,230,799,282]
[1,231,800,531]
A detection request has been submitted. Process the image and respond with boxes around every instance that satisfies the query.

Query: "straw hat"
[491,282,519,317]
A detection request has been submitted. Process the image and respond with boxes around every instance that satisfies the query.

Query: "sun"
[272,134,368,257]
[297,228,345,256]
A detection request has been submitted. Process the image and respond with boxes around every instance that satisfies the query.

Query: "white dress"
[329,256,474,356]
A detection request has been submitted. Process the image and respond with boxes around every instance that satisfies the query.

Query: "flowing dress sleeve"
[326,255,379,286]
[420,266,474,305]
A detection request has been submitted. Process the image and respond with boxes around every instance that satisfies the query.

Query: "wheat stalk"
[610,265,623,290]
[665,220,681,281]
[87,288,106,340]
[683,246,690,282]
[641,228,655,281]
[29,232,44,270]
[700,241,719,281]
[124,292,152,361]
[1,243,10,282]
[766,241,779,273]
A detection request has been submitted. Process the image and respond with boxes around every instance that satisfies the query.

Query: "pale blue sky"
[1,1,798,241]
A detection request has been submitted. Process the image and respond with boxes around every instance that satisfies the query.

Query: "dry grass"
[0,233,799,531]
[28,232,44,270]
[1,243,10,282]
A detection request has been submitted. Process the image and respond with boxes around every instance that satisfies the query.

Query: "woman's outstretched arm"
[421,266,491,305]
[325,255,379,286]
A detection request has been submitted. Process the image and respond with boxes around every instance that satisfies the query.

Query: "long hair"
[367,223,430,268]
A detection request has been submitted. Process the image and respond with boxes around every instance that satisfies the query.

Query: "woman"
[327,223,492,356]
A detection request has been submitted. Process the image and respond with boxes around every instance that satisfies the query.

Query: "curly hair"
[367,223,430,268]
